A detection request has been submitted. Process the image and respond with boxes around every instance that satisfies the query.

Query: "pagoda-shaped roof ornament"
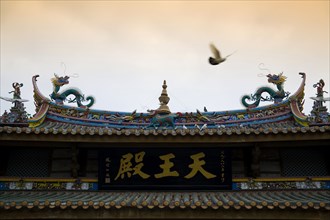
[156,80,171,114]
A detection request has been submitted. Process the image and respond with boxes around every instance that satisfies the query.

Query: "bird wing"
[209,43,221,59]
[225,50,237,58]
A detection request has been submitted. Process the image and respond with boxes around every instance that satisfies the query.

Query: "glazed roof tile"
[0,190,329,210]
[1,122,330,137]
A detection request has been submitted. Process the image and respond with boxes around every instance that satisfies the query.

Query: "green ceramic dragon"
[50,74,95,108]
[241,73,289,108]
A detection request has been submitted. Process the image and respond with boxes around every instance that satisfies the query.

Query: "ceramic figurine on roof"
[147,110,180,129]
[309,79,330,124]
[241,72,290,108]
[311,79,329,105]
[10,82,23,100]
[0,82,29,104]
[0,82,29,125]
[50,73,95,108]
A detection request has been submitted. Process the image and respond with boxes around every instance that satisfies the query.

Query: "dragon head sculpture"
[266,72,287,85]
[51,74,70,87]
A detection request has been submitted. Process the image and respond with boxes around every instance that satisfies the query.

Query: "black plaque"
[99,148,232,190]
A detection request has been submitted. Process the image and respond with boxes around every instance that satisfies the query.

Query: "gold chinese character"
[115,153,133,180]
[115,152,150,180]
[184,152,216,179]
[132,151,150,179]
[155,153,179,178]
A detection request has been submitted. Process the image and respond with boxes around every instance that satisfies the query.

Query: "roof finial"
[157,80,171,114]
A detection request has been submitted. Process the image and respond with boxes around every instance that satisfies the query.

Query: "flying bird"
[208,43,236,65]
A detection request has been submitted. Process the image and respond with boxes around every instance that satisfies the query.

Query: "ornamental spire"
[157,80,171,114]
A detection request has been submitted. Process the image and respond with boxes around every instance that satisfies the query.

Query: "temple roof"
[1,72,330,138]
[27,73,310,129]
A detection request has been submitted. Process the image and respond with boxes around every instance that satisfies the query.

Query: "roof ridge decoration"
[241,72,290,108]
[157,80,171,114]
[146,80,182,129]
[27,73,311,129]
[309,78,330,124]
[50,73,95,108]
[0,82,29,125]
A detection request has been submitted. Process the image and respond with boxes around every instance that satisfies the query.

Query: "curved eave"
[28,75,52,128]
[288,72,309,126]
[290,101,308,127]
[32,75,51,105]
[28,103,49,128]
[290,72,306,99]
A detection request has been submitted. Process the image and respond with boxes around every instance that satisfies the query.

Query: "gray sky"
[1,1,329,115]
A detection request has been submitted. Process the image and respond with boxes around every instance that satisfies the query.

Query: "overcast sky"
[1,1,329,116]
